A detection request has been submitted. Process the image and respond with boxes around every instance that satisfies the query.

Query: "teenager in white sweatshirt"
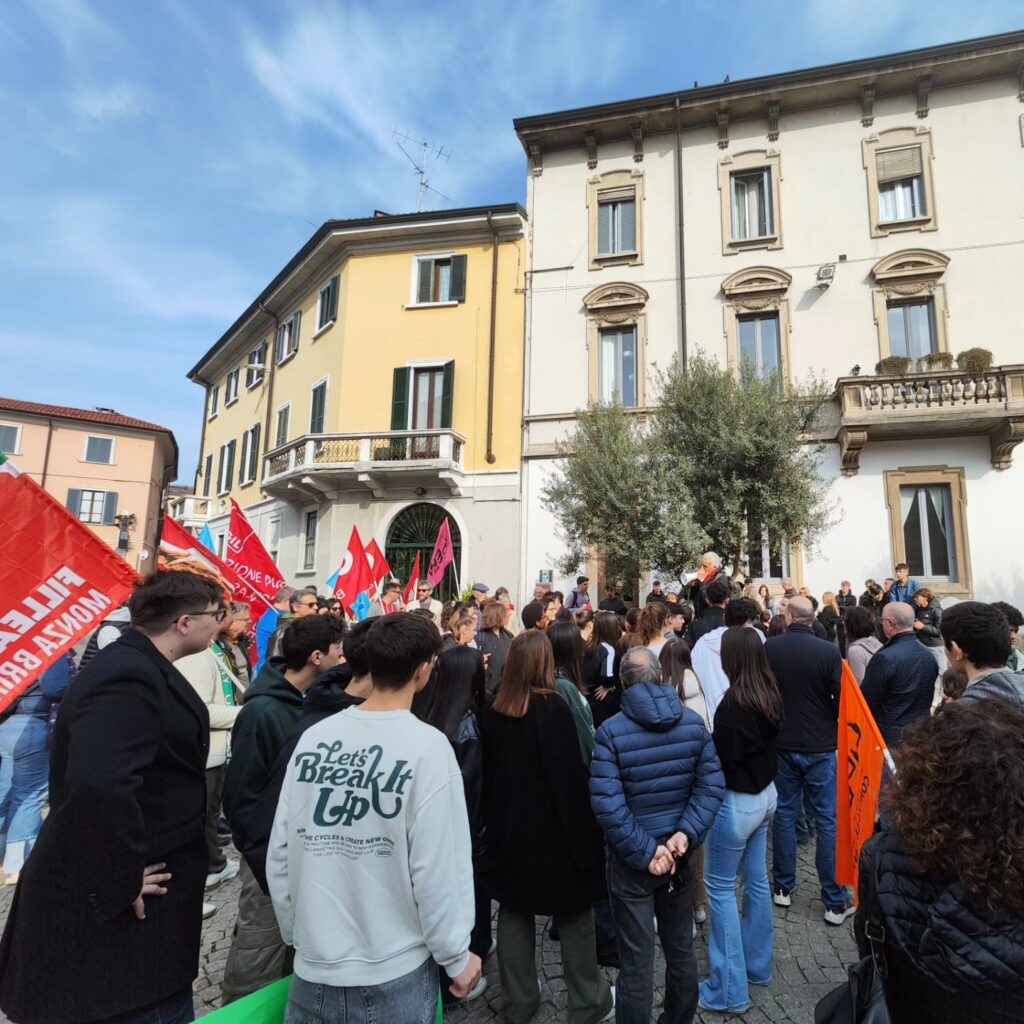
[267,614,481,1023]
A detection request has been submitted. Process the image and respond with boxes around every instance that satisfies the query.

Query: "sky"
[1,0,1020,483]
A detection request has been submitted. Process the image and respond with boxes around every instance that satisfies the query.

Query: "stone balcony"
[835,364,1024,475]
[166,493,217,526]
[261,430,467,499]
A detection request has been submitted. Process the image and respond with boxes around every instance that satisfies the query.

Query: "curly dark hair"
[884,699,1024,917]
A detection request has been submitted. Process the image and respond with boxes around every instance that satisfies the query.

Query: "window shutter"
[597,202,612,255]
[619,200,636,252]
[762,169,774,234]
[227,440,236,489]
[327,276,339,321]
[290,311,301,352]
[876,146,923,183]
[217,447,226,492]
[449,255,467,302]
[203,454,212,496]
[67,488,83,516]
[310,385,326,433]
[440,361,455,429]
[102,492,119,525]
[416,259,433,303]
[251,423,261,480]
[391,367,411,430]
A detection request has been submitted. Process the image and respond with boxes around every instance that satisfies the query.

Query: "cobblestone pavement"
[0,839,856,1023]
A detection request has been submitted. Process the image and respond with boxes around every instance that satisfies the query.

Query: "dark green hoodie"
[223,657,304,841]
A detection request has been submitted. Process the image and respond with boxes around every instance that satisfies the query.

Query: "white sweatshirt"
[267,708,474,987]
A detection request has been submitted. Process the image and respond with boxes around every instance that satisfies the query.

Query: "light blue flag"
[353,591,372,622]
[325,568,340,592]
[198,524,215,551]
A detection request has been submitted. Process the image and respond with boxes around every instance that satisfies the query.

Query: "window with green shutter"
[412,254,467,304]
[391,367,411,430]
[318,276,339,330]
[310,380,327,433]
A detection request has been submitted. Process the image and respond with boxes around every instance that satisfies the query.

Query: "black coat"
[856,829,1024,1023]
[684,606,726,648]
[0,631,209,1024]
[582,642,621,727]
[913,601,943,647]
[861,632,937,747]
[480,694,605,917]
[764,625,842,753]
[817,605,840,642]
[478,628,513,701]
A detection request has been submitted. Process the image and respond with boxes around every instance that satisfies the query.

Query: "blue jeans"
[85,986,194,1024]
[0,713,51,874]
[772,751,849,910]
[700,785,777,1012]
[286,958,438,1024]
[607,854,697,1024]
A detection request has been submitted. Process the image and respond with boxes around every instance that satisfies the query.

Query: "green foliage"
[875,356,912,375]
[918,352,954,370]
[543,354,836,583]
[956,347,993,374]
[541,400,706,583]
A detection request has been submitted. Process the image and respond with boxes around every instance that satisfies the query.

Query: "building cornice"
[514,31,1024,156]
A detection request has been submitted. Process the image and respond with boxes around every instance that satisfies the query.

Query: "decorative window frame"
[717,149,784,255]
[720,266,793,382]
[583,282,649,406]
[870,248,950,359]
[587,168,645,271]
[883,465,972,598]
[862,126,938,238]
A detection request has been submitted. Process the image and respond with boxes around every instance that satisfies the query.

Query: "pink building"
[0,398,178,573]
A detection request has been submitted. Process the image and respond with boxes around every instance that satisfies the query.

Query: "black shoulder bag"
[814,858,891,1024]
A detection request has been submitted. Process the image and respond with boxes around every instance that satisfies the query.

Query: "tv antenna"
[392,129,451,210]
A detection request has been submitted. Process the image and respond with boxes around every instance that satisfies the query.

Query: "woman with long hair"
[845,605,882,683]
[853,701,1024,1022]
[582,610,622,726]
[477,599,514,702]
[756,583,773,614]
[628,601,670,655]
[546,619,596,763]
[442,607,478,652]
[699,627,783,1014]
[817,591,841,644]
[767,614,787,638]
[482,632,613,1023]
[411,646,491,1001]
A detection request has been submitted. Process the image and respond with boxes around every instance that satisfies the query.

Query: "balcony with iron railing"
[262,430,467,499]
[835,364,1024,475]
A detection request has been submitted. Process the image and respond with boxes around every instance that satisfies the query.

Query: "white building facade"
[515,31,1024,605]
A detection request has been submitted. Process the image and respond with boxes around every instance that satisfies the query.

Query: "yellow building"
[0,397,177,573]
[183,205,526,597]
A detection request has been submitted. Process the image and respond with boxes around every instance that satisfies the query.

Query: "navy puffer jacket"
[590,681,725,871]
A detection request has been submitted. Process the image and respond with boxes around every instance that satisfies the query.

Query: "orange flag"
[835,660,891,900]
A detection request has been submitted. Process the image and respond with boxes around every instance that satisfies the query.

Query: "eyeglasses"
[182,608,228,623]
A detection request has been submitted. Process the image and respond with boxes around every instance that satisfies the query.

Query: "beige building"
[0,398,178,573]
[515,30,1024,605]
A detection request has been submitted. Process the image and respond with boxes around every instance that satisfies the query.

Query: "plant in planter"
[918,351,954,371]
[875,356,912,375]
[956,348,994,374]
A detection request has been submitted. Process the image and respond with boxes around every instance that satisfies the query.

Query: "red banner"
[0,460,139,712]
[364,538,391,586]
[426,517,454,587]
[226,500,285,604]
[159,517,270,615]
[333,527,374,616]
[403,552,422,606]
[836,660,889,900]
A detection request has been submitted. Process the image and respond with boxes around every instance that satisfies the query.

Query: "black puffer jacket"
[856,830,1024,1023]
[912,601,943,648]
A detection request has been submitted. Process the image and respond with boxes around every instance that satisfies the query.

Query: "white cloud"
[25,0,120,58]
[69,81,153,122]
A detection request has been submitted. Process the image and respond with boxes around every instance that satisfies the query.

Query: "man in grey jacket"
[941,601,1024,708]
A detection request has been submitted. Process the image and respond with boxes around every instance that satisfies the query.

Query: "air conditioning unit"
[815,264,836,290]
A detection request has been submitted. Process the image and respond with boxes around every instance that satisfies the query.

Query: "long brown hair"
[720,627,783,724]
[492,630,556,718]
[659,638,693,701]
[547,620,586,694]
[629,602,669,647]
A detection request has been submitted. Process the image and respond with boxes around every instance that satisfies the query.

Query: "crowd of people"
[0,553,1022,1024]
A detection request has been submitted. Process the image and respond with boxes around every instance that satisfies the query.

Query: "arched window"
[870,248,950,360]
[385,503,462,601]
[582,282,649,408]
[720,266,793,381]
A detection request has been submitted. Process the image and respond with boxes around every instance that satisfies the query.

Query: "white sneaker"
[824,903,856,926]
[599,985,616,1021]
[465,976,488,1001]
[693,904,707,924]
[205,860,240,890]
[202,902,217,920]
[772,887,792,908]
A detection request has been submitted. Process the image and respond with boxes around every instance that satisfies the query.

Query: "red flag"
[426,517,454,587]
[226,500,286,603]
[364,538,392,587]
[333,527,374,616]
[403,552,422,606]
[836,660,890,900]
[0,457,139,713]
[159,517,271,629]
